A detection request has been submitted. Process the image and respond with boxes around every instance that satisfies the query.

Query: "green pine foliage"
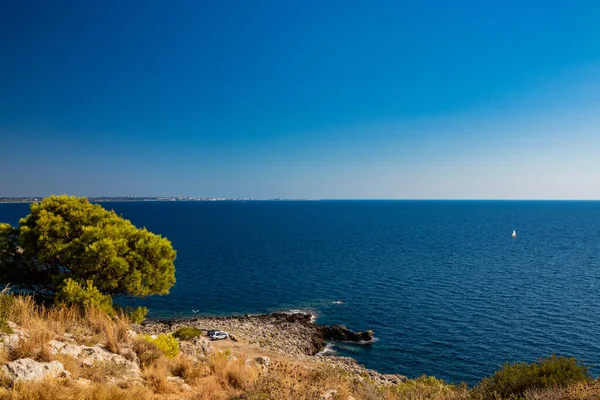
[0,224,23,284]
[142,334,180,358]
[0,289,14,334]
[56,278,115,316]
[471,355,590,399]
[172,326,204,341]
[126,306,149,324]
[0,195,176,298]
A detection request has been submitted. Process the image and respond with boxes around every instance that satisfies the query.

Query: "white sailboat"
[512,230,517,238]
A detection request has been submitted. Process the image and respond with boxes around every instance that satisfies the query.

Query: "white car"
[209,331,229,340]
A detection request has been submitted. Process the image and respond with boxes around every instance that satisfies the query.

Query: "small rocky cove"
[139,312,406,386]
[0,310,406,398]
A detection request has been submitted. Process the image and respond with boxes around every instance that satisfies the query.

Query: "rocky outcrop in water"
[318,325,375,343]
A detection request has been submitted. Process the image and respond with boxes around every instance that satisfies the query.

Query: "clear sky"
[1,0,600,199]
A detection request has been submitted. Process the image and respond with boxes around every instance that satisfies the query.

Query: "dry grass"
[1,295,131,359]
[80,360,129,383]
[169,355,206,384]
[190,376,229,400]
[0,380,155,400]
[133,338,163,367]
[525,380,600,400]
[225,359,255,390]
[246,359,355,400]
[0,370,11,390]
[0,347,8,366]
[383,376,470,400]
[3,294,600,400]
[86,307,131,354]
[142,359,179,395]
[9,325,54,362]
[52,354,81,379]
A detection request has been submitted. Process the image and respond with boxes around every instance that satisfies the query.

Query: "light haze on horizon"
[1,1,600,199]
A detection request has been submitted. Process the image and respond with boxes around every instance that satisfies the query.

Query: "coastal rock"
[319,325,374,343]
[246,356,270,373]
[47,340,141,379]
[0,333,21,351]
[179,337,213,359]
[167,376,192,391]
[135,312,401,388]
[75,377,92,386]
[138,312,374,357]
[254,356,270,366]
[314,355,406,386]
[380,373,407,385]
[126,329,138,340]
[0,322,29,352]
[320,389,337,400]
[1,358,65,382]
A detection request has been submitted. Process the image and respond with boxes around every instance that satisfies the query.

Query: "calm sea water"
[1,200,600,385]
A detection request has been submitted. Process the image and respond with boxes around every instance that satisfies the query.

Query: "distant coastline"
[0,197,316,203]
[2,197,598,204]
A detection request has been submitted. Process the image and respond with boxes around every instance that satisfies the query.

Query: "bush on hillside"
[173,326,204,341]
[133,338,164,367]
[125,306,149,324]
[471,355,590,399]
[141,334,180,358]
[0,224,23,284]
[56,279,115,316]
[387,375,466,399]
[0,288,14,334]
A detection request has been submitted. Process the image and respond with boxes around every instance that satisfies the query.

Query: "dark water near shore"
[2,200,600,385]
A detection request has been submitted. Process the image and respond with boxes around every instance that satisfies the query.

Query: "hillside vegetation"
[0,292,599,400]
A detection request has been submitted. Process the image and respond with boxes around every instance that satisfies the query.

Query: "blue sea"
[1,200,600,385]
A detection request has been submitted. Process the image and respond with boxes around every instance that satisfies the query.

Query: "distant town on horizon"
[1,197,599,204]
[0,196,293,203]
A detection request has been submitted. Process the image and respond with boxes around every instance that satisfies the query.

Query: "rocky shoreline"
[137,312,406,386]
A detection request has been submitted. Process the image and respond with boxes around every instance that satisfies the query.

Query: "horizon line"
[1,197,600,202]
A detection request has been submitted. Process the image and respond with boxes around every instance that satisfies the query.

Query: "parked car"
[209,331,229,341]
[207,329,221,337]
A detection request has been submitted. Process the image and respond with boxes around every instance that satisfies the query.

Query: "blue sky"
[1,0,600,199]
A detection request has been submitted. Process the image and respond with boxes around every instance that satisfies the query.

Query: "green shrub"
[56,278,115,317]
[141,334,179,358]
[172,326,203,341]
[14,195,176,298]
[132,338,163,367]
[386,375,464,399]
[472,355,590,399]
[126,306,148,324]
[0,289,14,334]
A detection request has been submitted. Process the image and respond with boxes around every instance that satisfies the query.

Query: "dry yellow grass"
[2,295,132,356]
[0,348,8,366]
[9,323,54,362]
[191,376,229,400]
[52,354,81,380]
[0,380,155,400]
[168,354,206,384]
[142,360,179,395]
